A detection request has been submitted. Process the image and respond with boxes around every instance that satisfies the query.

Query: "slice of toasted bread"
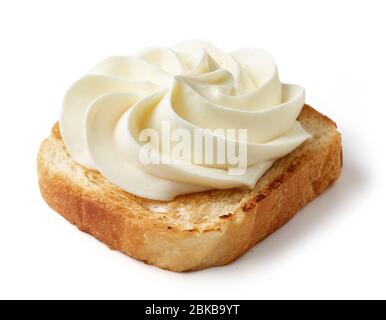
[37,105,342,272]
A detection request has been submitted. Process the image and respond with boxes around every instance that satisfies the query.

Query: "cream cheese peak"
[60,40,311,201]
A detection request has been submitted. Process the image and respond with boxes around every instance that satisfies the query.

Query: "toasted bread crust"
[37,105,342,271]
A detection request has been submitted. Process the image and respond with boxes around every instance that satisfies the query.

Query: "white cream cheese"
[60,40,311,201]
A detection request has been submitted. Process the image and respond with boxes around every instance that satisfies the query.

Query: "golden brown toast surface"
[38,105,342,271]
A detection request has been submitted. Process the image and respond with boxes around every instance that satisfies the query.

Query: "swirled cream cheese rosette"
[60,40,311,201]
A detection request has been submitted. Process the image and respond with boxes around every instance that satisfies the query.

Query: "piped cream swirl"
[60,40,311,201]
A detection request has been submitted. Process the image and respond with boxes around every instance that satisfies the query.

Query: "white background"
[0,0,385,300]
